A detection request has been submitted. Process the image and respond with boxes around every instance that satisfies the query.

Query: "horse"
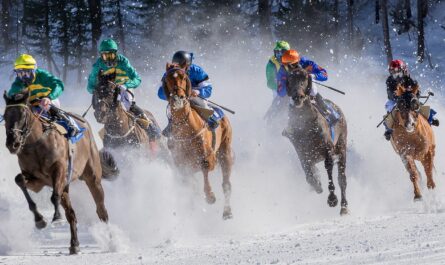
[3,91,118,254]
[283,66,348,215]
[163,63,234,219]
[92,72,163,153]
[388,82,435,200]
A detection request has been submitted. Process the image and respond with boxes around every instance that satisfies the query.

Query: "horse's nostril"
[12,142,20,149]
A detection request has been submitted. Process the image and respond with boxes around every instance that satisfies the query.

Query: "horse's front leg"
[401,155,422,200]
[299,158,323,193]
[202,159,216,204]
[325,153,338,207]
[421,149,435,190]
[60,186,80,254]
[15,173,47,229]
[50,162,66,223]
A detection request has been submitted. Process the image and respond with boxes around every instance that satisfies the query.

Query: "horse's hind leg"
[15,173,47,229]
[60,186,80,254]
[402,155,422,200]
[50,162,65,223]
[325,154,338,207]
[218,144,233,220]
[421,150,435,190]
[338,151,349,215]
[300,160,323,193]
[84,174,109,222]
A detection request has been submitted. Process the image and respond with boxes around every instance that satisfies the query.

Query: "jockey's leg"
[189,96,221,130]
[129,103,162,141]
[383,100,396,140]
[429,108,439,126]
[49,107,80,138]
[313,93,339,125]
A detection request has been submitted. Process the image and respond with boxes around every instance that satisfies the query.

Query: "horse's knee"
[15,174,25,186]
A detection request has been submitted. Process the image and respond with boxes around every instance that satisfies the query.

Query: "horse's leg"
[60,186,80,254]
[218,144,233,220]
[325,154,338,207]
[15,173,47,229]
[50,162,65,223]
[421,150,435,190]
[337,149,349,215]
[203,167,216,204]
[84,174,109,222]
[401,155,422,200]
[300,159,323,193]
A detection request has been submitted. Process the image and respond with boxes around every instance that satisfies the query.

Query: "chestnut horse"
[283,67,348,215]
[163,63,234,219]
[389,82,435,200]
[3,91,118,254]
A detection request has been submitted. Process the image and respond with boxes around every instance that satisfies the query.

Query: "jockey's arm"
[266,61,278,90]
[158,73,168,101]
[386,77,397,101]
[300,57,328,82]
[42,70,64,100]
[193,77,212,99]
[7,80,24,98]
[87,59,101,94]
[121,56,141,89]
[190,64,212,98]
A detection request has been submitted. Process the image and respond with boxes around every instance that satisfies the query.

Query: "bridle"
[4,103,35,151]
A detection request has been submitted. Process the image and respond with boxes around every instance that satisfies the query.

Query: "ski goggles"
[14,69,35,79]
[274,49,287,59]
[101,52,117,62]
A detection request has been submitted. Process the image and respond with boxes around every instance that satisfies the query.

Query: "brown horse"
[283,66,349,215]
[93,72,163,152]
[3,91,118,254]
[388,82,435,200]
[163,63,234,219]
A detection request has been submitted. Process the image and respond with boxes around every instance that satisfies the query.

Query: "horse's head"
[163,63,192,110]
[287,66,311,108]
[395,81,420,133]
[93,71,120,123]
[3,91,32,154]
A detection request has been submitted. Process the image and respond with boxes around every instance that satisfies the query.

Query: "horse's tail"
[99,149,119,181]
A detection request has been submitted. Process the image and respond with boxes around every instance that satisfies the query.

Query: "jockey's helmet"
[14,54,37,85]
[172,51,193,68]
[274,41,290,62]
[99,39,118,67]
[389,59,407,78]
[281,49,301,65]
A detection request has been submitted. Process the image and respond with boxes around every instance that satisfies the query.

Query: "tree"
[258,0,271,45]
[88,0,102,56]
[347,0,354,44]
[1,0,11,50]
[380,0,393,64]
[416,0,426,62]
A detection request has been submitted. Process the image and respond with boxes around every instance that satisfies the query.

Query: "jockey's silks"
[8,68,64,105]
[87,54,141,94]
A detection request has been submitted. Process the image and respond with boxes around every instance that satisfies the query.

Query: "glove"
[310,74,316,80]
[39,97,51,111]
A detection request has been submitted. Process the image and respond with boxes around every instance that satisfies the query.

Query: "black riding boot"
[50,107,79,138]
[314,94,338,125]
[130,102,161,140]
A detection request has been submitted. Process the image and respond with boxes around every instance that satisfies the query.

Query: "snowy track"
[2,211,445,265]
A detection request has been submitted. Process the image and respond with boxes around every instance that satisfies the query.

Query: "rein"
[4,103,40,151]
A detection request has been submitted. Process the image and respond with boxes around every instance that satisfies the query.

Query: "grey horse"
[283,66,348,215]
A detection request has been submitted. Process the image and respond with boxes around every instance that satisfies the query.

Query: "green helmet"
[99,39,118,52]
[274,40,290,51]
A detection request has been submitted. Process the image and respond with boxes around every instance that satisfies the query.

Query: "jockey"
[7,54,81,138]
[277,49,339,125]
[266,40,291,95]
[87,39,160,140]
[383,59,439,140]
[158,51,222,136]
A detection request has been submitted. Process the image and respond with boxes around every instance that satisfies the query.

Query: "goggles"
[101,52,117,62]
[15,69,35,79]
[274,49,286,59]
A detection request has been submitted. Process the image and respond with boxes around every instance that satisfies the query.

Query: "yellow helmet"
[14,54,37,70]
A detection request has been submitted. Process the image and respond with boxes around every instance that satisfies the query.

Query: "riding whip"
[198,96,236,115]
[313,81,346,95]
[82,103,93,118]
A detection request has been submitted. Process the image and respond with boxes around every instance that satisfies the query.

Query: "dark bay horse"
[283,67,348,215]
[3,91,118,254]
[389,83,435,200]
[93,72,163,153]
[163,63,234,219]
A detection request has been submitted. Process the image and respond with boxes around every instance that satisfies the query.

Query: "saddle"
[385,105,430,129]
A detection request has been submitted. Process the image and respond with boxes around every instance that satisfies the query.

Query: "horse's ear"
[3,91,10,104]
[166,63,172,71]
[395,84,404,97]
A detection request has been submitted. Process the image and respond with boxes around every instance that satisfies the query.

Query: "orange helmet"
[281,49,300,64]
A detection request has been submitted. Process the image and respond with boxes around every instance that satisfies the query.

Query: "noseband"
[4,104,34,150]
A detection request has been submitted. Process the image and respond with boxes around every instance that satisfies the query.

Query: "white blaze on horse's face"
[405,113,416,133]
[172,95,185,110]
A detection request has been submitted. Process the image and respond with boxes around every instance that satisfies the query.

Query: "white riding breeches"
[120,89,134,111]
[385,99,396,113]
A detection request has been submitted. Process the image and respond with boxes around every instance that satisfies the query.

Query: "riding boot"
[50,107,79,138]
[383,122,393,141]
[314,94,339,126]
[207,116,220,131]
[431,118,439,127]
[130,102,162,140]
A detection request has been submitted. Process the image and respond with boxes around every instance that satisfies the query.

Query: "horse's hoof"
[340,207,349,216]
[206,193,216,204]
[314,185,323,194]
[51,217,65,227]
[69,246,80,255]
[327,193,338,207]
[427,182,436,189]
[414,195,423,202]
[223,207,233,220]
[35,219,47,230]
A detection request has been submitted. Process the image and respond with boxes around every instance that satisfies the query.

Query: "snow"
[1,1,445,264]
